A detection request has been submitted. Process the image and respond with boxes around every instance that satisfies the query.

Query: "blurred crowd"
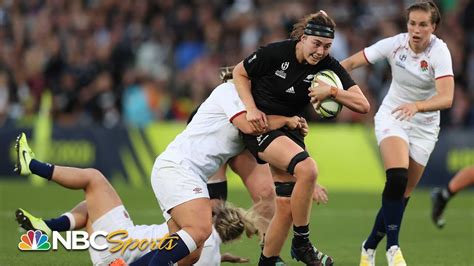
[0,0,472,128]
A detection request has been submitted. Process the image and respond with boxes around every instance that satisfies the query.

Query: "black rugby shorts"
[242,127,305,164]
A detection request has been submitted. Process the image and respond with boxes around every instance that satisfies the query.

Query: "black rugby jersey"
[243,39,356,117]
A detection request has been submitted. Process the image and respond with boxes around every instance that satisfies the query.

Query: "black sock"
[381,168,408,250]
[365,197,410,250]
[259,254,281,266]
[45,215,71,232]
[364,207,386,249]
[29,159,54,180]
[292,224,310,246]
[383,197,404,249]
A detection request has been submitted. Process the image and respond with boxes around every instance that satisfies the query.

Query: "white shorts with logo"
[88,206,170,265]
[151,159,209,222]
[374,106,440,166]
[88,205,134,265]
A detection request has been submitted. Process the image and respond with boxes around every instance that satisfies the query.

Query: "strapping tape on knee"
[382,168,408,200]
[275,182,295,197]
[287,151,309,175]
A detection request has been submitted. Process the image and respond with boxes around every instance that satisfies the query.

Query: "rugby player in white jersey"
[133,76,308,265]
[341,1,454,265]
[14,133,260,266]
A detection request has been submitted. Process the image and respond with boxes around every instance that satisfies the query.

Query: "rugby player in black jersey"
[233,10,370,266]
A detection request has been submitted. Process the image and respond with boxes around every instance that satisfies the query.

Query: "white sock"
[176,229,197,253]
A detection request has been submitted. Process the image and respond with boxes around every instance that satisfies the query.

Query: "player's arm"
[414,76,454,112]
[310,58,370,114]
[233,61,268,131]
[310,82,370,114]
[232,113,307,136]
[340,51,370,72]
[392,76,454,120]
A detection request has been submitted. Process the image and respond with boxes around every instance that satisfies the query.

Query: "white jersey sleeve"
[364,35,400,64]
[430,43,454,79]
[211,82,247,121]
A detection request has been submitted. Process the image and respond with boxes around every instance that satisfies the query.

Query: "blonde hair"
[219,66,235,82]
[212,202,260,243]
[290,10,336,40]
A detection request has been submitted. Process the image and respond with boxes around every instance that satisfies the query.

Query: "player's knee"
[187,222,213,246]
[287,151,310,175]
[258,184,276,202]
[83,168,107,186]
[382,168,408,200]
[293,157,318,183]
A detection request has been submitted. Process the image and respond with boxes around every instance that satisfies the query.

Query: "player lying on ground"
[14,133,260,265]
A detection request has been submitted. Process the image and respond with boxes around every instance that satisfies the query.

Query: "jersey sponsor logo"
[275,61,290,79]
[420,60,428,72]
[399,53,407,62]
[395,60,405,69]
[193,187,203,194]
[248,54,257,63]
[285,87,295,94]
[303,74,314,83]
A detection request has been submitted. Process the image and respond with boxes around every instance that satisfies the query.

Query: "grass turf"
[0,180,472,265]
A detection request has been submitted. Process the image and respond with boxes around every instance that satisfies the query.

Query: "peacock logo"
[18,230,51,251]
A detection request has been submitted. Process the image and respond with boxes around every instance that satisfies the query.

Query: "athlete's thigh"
[230,150,274,200]
[258,136,305,171]
[405,158,425,197]
[84,170,123,223]
[379,136,410,170]
[169,198,212,231]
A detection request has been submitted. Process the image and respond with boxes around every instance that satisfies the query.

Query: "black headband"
[304,22,335,38]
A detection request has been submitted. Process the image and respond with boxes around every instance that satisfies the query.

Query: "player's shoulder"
[209,82,238,99]
[428,35,450,54]
[383,33,407,46]
[213,82,236,93]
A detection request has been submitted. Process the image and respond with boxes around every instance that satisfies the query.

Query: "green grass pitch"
[0,180,472,265]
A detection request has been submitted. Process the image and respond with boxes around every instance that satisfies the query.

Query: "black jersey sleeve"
[243,44,274,78]
[327,56,356,90]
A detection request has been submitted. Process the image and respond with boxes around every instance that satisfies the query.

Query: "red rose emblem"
[420,60,428,71]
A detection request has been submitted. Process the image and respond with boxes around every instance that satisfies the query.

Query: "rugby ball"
[311,70,343,118]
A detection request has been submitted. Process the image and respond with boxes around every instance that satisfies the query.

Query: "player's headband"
[304,22,334,39]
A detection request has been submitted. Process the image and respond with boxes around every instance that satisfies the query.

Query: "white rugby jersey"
[157,82,246,182]
[194,226,222,266]
[364,33,453,125]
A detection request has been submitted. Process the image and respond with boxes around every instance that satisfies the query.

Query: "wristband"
[330,86,338,99]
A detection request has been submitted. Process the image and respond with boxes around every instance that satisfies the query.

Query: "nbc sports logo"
[18,230,51,251]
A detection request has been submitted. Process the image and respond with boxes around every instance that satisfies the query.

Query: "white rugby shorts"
[88,205,134,265]
[151,159,209,222]
[88,205,173,265]
[374,106,440,166]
